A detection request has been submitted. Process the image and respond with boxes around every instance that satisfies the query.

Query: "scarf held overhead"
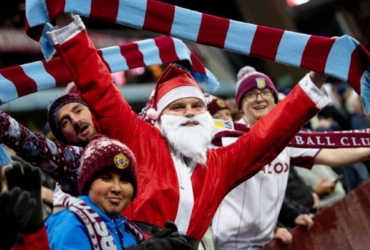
[0,35,218,105]
[212,120,370,148]
[25,0,370,112]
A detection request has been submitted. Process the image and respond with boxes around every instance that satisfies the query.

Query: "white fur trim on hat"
[146,108,159,120]
[157,86,205,116]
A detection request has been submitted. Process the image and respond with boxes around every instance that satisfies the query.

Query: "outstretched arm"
[0,110,82,194]
[215,72,331,190]
[315,148,370,167]
[48,14,152,148]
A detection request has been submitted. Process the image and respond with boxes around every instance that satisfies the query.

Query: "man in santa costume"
[48,14,331,247]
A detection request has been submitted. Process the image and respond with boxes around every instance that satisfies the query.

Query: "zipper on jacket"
[113,218,125,250]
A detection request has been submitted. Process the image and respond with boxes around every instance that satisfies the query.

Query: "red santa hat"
[146,65,206,120]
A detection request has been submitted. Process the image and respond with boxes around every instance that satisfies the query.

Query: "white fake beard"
[160,112,215,165]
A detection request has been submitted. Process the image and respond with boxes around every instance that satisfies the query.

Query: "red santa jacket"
[52,17,324,240]
[13,226,50,250]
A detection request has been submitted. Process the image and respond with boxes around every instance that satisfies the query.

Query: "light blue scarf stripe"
[117,0,147,28]
[171,7,202,42]
[101,46,129,73]
[26,0,49,26]
[21,61,56,91]
[325,36,358,81]
[276,31,310,67]
[0,73,19,105]
[224,20,257,55]
[64,0,92,18]
[136,39,163,66]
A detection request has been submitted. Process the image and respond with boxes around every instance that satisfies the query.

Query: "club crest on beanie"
[47,93,87,144]
[78,134,138,199]
[235,66,279,110]
[205,94,230,116]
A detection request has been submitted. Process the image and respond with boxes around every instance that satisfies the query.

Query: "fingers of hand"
[275,229,292,244]
[5,163,23,190]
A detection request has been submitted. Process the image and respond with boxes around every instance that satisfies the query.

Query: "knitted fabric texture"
[0,36,218,106]
[235,66,279,109]
[206,96,230,116]
[78,134,138,198]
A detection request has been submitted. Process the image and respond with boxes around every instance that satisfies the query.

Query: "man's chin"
[75,133,95,146]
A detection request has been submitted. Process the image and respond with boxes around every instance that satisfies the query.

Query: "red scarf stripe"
[42,58,71,87]
[301,36,336,73]
[0,36,213,104]
[190,53,207,74]
[0,66,38,97]
[143,0,175,35]
[250,26,285,61]
[45,0,66,20]
[197,13,230,49]
[348,45,369,94]
[91,0,120,24]
[154,36,180,64]
[120,42,146,69]
[25,18,42,42]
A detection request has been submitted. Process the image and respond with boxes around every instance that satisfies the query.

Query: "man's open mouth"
[78,124,89,135]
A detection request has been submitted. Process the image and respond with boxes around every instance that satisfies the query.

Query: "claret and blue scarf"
[24,0,370,111]
[212,120,370,148]
[0,36,217,105]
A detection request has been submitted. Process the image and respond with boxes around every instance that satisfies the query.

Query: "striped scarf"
[0,36,217,105]
[212,120,370,148]
[63,195,144,250]
[25,0,370,112]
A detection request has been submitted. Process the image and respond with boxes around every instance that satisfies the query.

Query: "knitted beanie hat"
[78,134,138,199]
[47,93,87,144]
[205,95,230,116]
[146,64,205,120]
[235,66,279,110]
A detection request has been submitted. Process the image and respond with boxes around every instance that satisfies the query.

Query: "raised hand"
[5,162,43,233]
[0,162,38,250]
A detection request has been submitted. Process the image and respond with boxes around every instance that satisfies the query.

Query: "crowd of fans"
[0,8,370,250]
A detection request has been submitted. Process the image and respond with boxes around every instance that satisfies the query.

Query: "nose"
[70,114,81,125]
[255,93,264,101]
[111,179,122,194]
[184,105,195,118]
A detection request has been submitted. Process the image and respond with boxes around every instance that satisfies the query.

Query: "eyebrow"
[169,102,185,108]
[71,104,83,112]
[58,114,70,126]
[249,89,267,94]
[59,104,83,125]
